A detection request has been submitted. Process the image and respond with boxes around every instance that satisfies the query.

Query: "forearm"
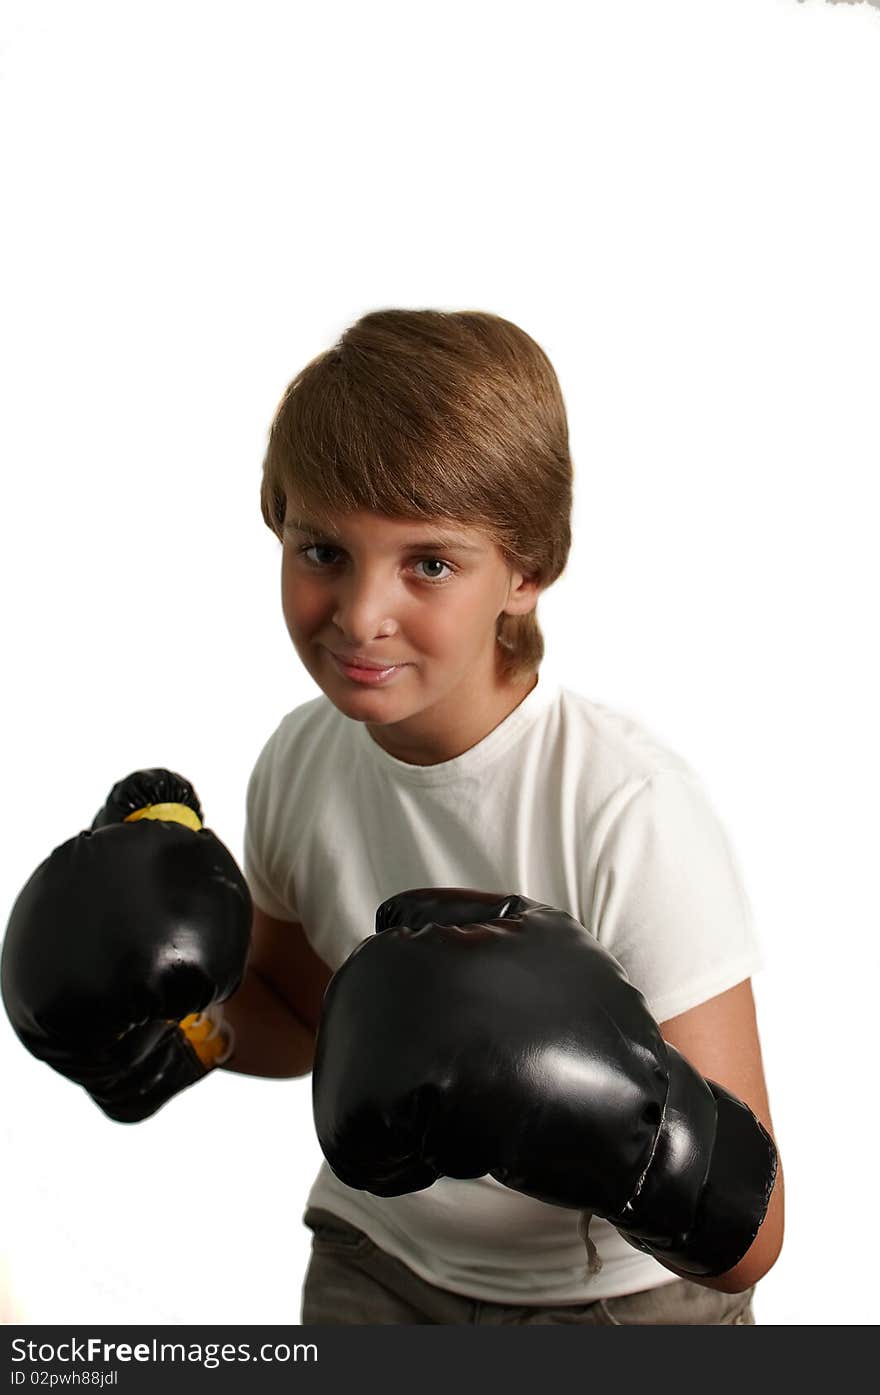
[656,1149,785,1294]
[604,1047,781,1291]
[217,964,316,1079]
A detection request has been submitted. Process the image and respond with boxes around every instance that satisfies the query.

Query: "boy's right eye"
[299,543,339,565]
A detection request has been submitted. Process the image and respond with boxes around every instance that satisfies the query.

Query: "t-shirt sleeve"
[591,769,765,1024]
[242,725,300,922]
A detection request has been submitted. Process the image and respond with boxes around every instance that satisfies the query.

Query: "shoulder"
[269,691,338,748]
[248,693,347,787]
[243,695,349,912]
[554,684,697,792]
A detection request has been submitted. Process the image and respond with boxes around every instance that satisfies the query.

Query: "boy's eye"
[297,544,455,584]
[416,558,453,581]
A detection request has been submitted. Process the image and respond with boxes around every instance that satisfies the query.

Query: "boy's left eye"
[414,558,454,581]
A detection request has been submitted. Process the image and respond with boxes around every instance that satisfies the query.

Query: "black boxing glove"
[312,888,778,1279]
[1,769,252,1123]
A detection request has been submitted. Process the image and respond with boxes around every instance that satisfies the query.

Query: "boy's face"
[280,507,540,761]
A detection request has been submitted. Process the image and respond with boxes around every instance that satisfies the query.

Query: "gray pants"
[300,1207,757,1325]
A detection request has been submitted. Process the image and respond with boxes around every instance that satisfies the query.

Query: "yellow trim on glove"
[179,1009,235,1070]
[124,802,203,832]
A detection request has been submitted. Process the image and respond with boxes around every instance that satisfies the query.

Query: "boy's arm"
[658,978,785,1293]
[217,905,333,1079]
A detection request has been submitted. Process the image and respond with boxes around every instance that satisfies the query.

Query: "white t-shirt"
[242,659,765,1304]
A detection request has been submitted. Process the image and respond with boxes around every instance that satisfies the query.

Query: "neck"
[366,663,539,767]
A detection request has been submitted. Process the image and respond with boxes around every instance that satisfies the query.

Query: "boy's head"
[259,309,573,734]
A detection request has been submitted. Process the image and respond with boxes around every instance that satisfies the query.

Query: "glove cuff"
[606,1044,778,1278]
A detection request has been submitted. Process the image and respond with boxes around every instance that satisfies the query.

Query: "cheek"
[281,568,324,634]
[413,589,492,653]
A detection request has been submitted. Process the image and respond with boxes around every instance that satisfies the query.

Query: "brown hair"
[260,309,573,681]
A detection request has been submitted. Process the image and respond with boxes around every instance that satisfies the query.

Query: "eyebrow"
[283,519,486,554]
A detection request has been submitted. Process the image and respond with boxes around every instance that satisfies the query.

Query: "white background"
[1,0,878,1328]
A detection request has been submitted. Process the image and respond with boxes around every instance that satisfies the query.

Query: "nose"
[330,566,399,644]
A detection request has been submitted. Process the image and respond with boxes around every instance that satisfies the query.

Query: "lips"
[328,651,410,687]
[330,651,406,671]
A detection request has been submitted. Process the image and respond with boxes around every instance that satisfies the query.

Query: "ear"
[502,567,543,618]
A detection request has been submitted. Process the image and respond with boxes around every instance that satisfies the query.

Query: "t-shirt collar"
[353,659,562,785]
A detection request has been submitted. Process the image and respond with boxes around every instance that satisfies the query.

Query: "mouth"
[330,651,405,670]
[327,650,410,686]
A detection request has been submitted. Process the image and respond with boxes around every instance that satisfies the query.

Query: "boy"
[219,308,784,1324]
